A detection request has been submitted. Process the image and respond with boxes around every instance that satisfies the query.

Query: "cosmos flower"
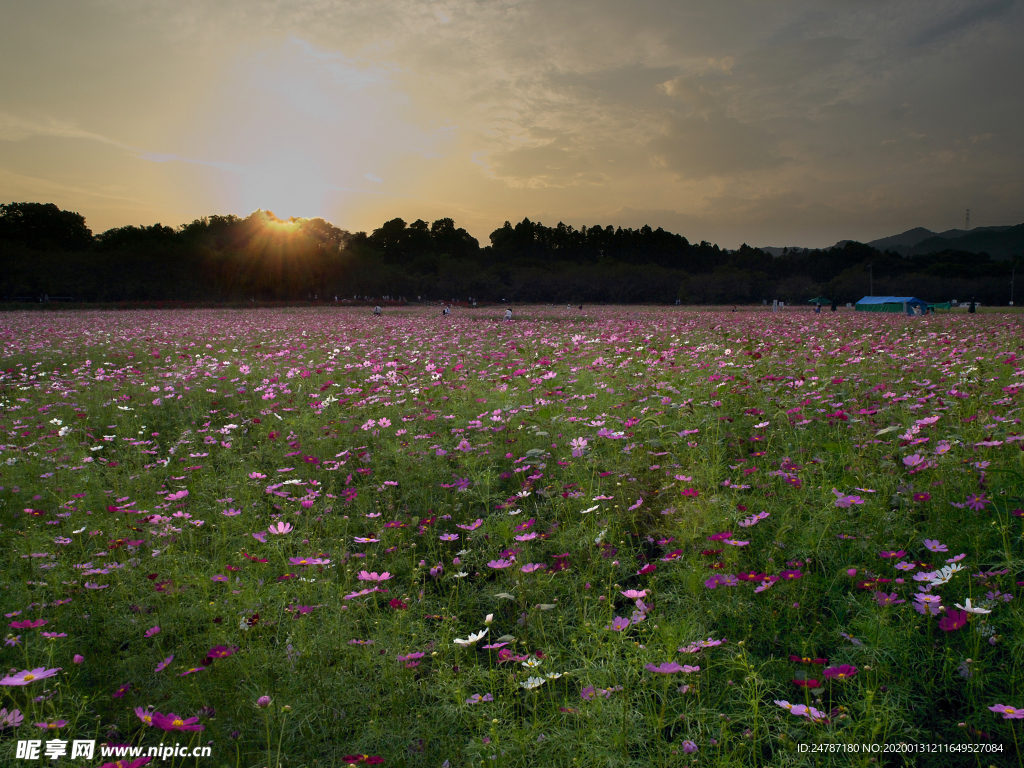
[0,667,61,686]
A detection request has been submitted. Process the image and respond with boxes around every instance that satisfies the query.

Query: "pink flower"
[166,490,189,501]
[989,704,1024,719]
[0,667,61,686]
[268,521,293,535]
[144,626,160,638]
[487,559,515,569]
[152,712,205,731]
[155,656,174,673]
[0,707,23,728]
[72,655,84,665]
[923,539,947,553]
[645,662,684,674]
[357,571,392,582]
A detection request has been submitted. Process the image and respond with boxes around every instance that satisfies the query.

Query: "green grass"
[0,305,1022,767]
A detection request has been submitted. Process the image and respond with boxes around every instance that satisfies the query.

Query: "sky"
[2,0,1023,249]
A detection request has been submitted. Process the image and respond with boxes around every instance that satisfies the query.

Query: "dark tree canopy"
[0,202,93,251]
[0,202,1020,305]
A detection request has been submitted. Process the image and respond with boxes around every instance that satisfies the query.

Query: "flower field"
[1,304,1023,767]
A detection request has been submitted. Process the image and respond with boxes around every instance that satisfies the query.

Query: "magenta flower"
[456,519,483,531]
[874,591,905,606]
[938,609,968,632]
[965,494,990,511]
[645,662,684,674]
[520,563,546,573]
[34,720,68,730]
[135,707,157,726]
[357,571,392,582]
[607,616,631,631]
[439,533,459,541]
[832,489,865,508]
[487,559,515,569]
[0,667,61,686]
[155,656,174,673]
[9,619,47,630]
[989,704,1024,719]
[779,570,802,581]
[878,550,906,559]
[823,664,858,680]
[152,712,205,731]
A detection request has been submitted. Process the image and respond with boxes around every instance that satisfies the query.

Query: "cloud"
[649,113,786,179]
[485,142,600,187]
[910,0,1016,47]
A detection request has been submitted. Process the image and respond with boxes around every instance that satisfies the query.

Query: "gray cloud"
[649,113,786,179]
[910,0,1016,46]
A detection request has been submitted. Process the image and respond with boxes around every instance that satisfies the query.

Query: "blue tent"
[855,296,929,315]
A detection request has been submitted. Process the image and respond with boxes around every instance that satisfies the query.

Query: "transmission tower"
[965,208,970,231]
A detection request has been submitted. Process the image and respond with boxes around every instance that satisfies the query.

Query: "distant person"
[504,308,513,322]
[814,303,821,314]
[442,305,451,316]
[579,304,583,310]
[373,305,382,316]
[731,306,737,313]
[969,298,976,314]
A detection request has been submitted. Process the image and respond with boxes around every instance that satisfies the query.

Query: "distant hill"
[864,224,1021,258]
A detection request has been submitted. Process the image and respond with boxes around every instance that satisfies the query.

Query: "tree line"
[0,202,1019,305]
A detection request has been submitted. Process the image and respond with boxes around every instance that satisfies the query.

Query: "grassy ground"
[1,304,1022,767]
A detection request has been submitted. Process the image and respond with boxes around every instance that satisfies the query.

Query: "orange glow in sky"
[1,1,1022,247]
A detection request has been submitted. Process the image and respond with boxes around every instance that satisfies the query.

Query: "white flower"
[522,657,542,668]
[454,628,488,646]
[484,614,494,626]
[930,563,963,586]
[954,598,992,615]
[520,676,546,690]
[581,505,599,514]
[544,672,563,680]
